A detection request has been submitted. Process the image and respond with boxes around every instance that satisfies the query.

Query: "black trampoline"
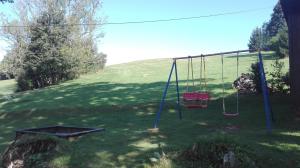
[15,126,105,140]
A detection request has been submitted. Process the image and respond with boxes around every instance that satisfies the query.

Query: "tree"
[0,0,106,90]
[269,26,289,58]
[261,22,271,50]
[249,1,289,57]
[0,53,15,80]
[281,0,300,115]
[265,1,289,58]
[0,0,13,3]
[248,27,263,51]
[17,8,74,90]
[266,2,287,37]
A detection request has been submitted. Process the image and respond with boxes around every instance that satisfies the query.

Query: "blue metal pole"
[153,61,176,128]
[174,60,182,120]
[258,51,272,133]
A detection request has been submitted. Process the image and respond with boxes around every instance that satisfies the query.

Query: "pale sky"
[0,0,278,65]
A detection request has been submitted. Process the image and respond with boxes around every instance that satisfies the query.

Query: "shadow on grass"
[0,80,299,167]
[0,79,232,113]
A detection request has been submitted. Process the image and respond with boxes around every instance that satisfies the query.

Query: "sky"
[0,0,278,65]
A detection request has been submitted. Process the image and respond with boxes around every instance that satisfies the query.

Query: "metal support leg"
[258,51,272,133]
[153,62,176,128]
[174,60,182,120]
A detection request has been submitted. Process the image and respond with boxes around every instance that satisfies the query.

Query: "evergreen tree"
[266,2,287,37]
[248,1,289,58]
[0,0,106,91]
[18,9,74,90]
[0,0,13,3]
[261,22,271,49]
[269,26,289,58]
[265,1,289,58]
[248,27,263,51]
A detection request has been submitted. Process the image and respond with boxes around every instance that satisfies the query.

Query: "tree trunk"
[281,0,300,115]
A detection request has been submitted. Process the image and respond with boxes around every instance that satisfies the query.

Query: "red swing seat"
[183,92,210,100]
[182,92,210,108]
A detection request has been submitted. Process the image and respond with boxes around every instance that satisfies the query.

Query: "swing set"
[152,50,272,133]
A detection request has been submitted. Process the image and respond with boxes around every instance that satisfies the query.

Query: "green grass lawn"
[0,52,299,167]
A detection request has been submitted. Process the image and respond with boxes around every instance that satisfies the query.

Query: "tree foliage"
[250,62,262,93]
[17,9,73,90]
[248,1,288,58]
[266,2,287,37]
[269,59,286,92]
[0,0,13,3]
[0,54,15,80]
[269,26,289,58]
[0,0,106,90]
[248,27,267,51]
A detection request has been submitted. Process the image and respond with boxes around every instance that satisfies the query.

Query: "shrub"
[250,62,262,93]
[16,71,32,91]
[269,59,285,92]
[282,71,290,88]
[0,71,13,80]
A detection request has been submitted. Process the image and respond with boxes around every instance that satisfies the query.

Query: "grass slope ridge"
[0,53,299,168]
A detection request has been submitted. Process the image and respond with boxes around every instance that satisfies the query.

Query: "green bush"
[282,71,290,88]
[269,59,285,92]
[0,71,13,80]
[250,62,262,93]
[16,71,32,91]
[248,59,289,94]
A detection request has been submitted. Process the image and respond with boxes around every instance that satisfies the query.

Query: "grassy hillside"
[0,53,298,167]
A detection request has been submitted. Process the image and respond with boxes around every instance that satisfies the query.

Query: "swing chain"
[236,52,240,115]
[199,55,203,91]
[199,55,207,93]
[221,54,226,114]
[186,56,196,92]
[186,57,190,92]
[222,52,240,116]
[191,57,195,88]
[203,56,207,92]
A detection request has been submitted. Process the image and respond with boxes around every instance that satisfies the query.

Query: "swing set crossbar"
[173,49,256,60]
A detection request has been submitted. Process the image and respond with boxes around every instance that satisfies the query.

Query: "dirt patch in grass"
[2,135,62,168]
[151,136,258,168]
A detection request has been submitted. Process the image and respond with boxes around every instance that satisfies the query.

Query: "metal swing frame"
[152,49,273,133]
